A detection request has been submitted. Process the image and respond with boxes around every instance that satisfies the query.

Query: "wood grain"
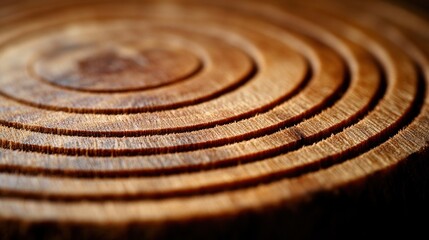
[0,0,428,239]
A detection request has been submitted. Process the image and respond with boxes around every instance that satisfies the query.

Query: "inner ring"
[31,40,202,92]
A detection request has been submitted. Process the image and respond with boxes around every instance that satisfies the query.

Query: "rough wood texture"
[0,0,428,239]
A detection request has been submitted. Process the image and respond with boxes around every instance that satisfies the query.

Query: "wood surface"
[0,0,428,239]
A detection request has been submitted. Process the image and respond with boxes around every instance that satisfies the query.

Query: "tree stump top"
[0,0,428,238]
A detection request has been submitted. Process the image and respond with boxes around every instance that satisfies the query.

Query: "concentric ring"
[0,0,428,238]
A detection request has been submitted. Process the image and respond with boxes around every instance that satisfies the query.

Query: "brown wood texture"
[0,0,428,239]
